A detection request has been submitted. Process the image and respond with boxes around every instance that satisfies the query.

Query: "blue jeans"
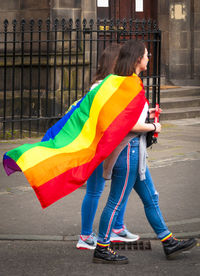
[98,137,170,243]
[81,163,128,235]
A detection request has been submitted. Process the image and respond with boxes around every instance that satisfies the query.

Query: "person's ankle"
[96,241,110,248]
[80,234,91,240]
[160,232,172,243]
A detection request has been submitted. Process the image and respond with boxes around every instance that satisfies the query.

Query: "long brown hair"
[92,43,121,84]
[114,40,146,76]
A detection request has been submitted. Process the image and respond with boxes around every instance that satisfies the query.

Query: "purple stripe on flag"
[3,156,21,175]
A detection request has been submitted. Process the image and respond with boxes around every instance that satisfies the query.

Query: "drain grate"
[110,240,152,250]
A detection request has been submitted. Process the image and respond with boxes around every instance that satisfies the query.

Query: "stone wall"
[0,0,96,27]
[0,0,50,28]
[0,0,96,121]
[157,1,170,81]
[1,0,199,85]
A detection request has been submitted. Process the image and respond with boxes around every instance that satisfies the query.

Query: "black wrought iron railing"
[0,18,161,139]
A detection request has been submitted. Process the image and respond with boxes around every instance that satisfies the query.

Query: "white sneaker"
[110,226,140,242]
[76,233,97,250]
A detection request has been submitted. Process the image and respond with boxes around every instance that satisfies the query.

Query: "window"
[135,0,143,12]
[97,0,109,7]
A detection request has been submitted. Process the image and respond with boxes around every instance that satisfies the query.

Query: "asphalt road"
[0,239,200,276]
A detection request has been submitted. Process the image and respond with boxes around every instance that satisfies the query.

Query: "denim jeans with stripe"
[98,137,170,243]
[81,163,128,235]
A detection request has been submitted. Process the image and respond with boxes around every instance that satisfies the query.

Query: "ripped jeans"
[98,137,170,243]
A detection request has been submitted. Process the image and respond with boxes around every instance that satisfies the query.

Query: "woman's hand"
[149,107,162,119]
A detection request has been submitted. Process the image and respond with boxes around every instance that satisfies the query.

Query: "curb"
[0,231,200,242]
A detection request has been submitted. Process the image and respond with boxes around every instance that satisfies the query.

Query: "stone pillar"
[158,0,200,85]
[50,0,97,22]
[157,0,170,82]
[50,0,81,22]
[194,0,200,81]
[81,0,97,81]
[81,0,97,21]
[168,0,192,83]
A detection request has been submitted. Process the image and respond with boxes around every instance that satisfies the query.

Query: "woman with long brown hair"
[93,40,197,264]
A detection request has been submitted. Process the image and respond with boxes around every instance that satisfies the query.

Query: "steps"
[159,86,200,120]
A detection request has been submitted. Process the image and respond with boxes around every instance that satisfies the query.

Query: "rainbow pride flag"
[3,74,147,208]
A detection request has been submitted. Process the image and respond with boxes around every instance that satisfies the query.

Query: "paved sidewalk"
[0,118,200,241]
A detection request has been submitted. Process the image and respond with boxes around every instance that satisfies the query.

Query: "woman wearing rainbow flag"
[77,44,139,250]
[93,40,197,264]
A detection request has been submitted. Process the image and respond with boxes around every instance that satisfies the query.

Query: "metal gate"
[0,18,161,139]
